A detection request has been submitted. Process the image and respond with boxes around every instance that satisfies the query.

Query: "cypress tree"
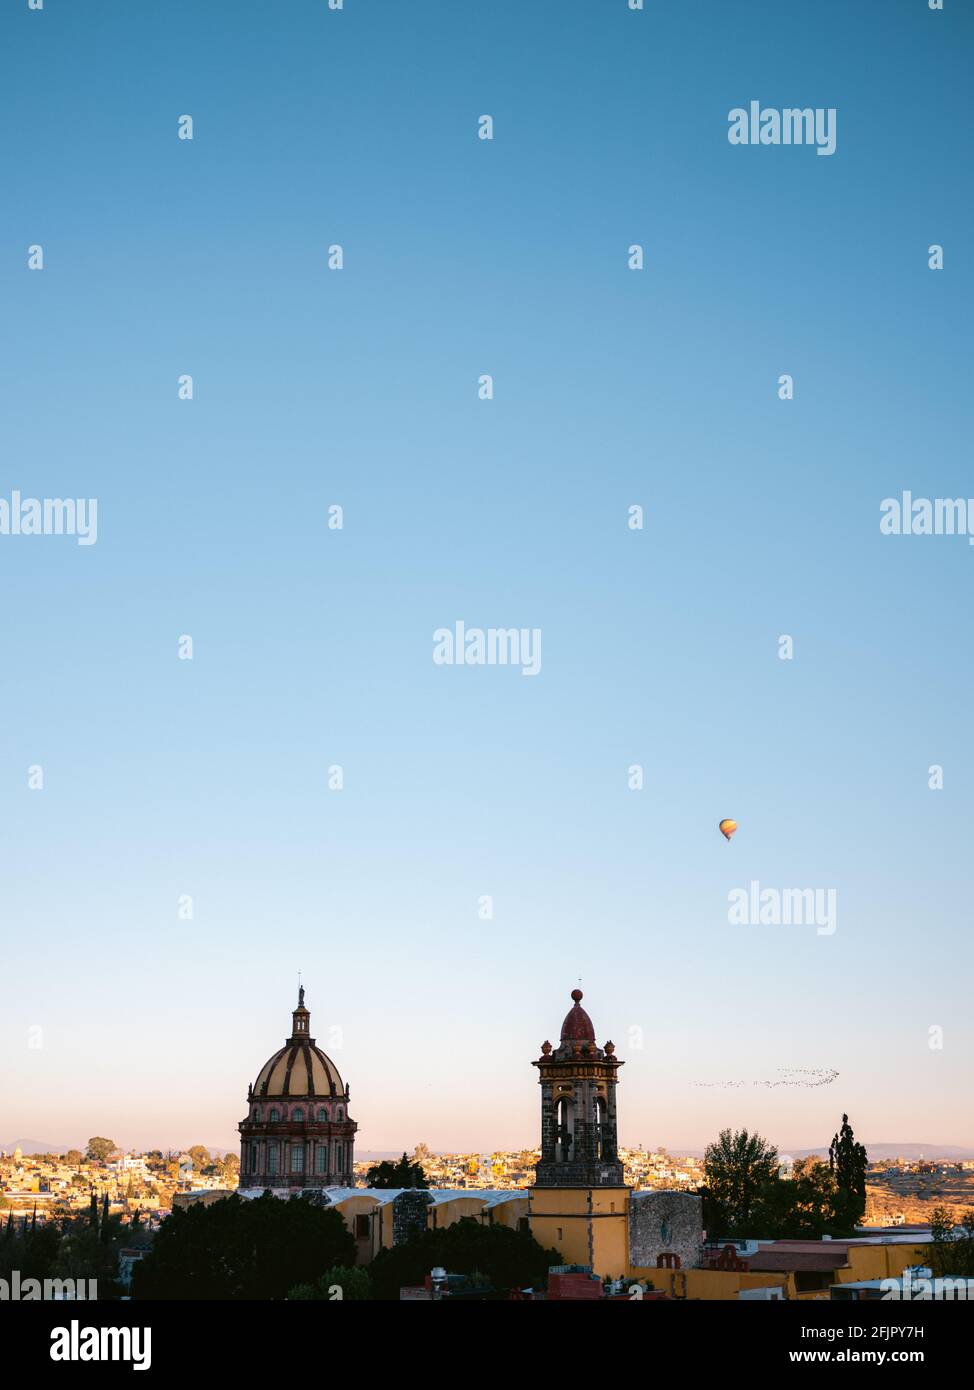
[829,1113,868,1226]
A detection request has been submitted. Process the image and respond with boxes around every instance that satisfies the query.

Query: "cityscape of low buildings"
[0,1145,237,1226]
[4,989,972,1303]
[5,1143,970,1232]
[355,1144,706,1194]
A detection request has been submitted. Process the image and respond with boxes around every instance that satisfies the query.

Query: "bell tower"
[532,989,624,1187]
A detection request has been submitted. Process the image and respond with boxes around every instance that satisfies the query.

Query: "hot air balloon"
[718,819,737,842]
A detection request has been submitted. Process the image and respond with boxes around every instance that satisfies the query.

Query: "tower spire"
[532,987,624,1188]
[290,982,310,1039]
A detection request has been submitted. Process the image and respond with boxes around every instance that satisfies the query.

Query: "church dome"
[254,1043,344,1097]
[560,988,595,1042]
[251,987,345,1098]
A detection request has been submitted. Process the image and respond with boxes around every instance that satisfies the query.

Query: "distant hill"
[792,1143,974,1162]
[644,1142,974,1161]
[0,1140,71,1155]
[1,1141,242,1159]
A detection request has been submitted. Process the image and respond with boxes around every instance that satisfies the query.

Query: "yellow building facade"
[528,1185,631,1279]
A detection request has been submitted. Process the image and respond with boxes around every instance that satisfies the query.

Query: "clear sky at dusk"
[2,0,971,1157]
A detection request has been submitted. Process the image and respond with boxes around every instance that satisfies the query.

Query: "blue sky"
[1,0,971,1156]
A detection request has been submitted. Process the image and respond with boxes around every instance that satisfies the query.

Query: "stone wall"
[392,1190,433,1245]
[629,1190,703,1271]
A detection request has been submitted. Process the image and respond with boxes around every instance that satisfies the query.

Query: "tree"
[132,1193,356,1300]
[702,1129,779,1235]
[53,1208,126,1297]
[186,1145,212,1172]
[368,1217,560,1300]
[288,1266,371,1300]
[748,1158,853,1239]
[929,1206,974,1278]
[85,1138,116,1164]
[829,1114,868,1227]
[365,1153,428,1189]
[0,1207,125,1297]
[63,1150,83,1166]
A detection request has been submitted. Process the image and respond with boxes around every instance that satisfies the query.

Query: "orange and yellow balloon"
[718,819,738,842]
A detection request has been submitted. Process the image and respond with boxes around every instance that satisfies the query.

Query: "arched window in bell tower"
[555,1096,573,1161]
[594,1094,606,1159]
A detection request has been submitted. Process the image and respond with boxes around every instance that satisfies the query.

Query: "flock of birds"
[693,1068,840,1090]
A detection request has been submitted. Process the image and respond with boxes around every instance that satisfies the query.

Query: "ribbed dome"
[254,1041,344,1098]
[560,988,596,1042]
[252,986,345,1098]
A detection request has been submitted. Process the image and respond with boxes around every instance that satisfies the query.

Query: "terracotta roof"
[749,1249,849,1272]
[560,989,596,1042]
[750,1251,850,1262]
